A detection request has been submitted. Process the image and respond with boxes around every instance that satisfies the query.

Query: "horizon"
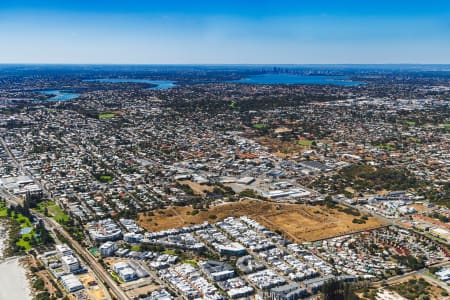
[2,63,450,66]
[1,0,450,64]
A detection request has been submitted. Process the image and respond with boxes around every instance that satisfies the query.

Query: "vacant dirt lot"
[138,200,386,242]
[178,180,215,196]
[385,275,449,300]
[254,136,306,158]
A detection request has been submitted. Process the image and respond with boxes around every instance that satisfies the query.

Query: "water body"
[84,78,176,90]
[40,90,80,101]
[231,74,362,86]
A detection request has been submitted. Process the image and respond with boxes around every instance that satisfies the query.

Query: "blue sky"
[0,0,449,64]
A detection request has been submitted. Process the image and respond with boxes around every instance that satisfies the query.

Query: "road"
[1,137,129,300]
[1,190,127,299]
[0,187,22,206]
[382,261,450,292]
[43,215,130,300]
[0,137,52,200]
[137,260,185,299]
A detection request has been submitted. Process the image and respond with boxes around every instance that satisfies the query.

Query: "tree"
[36,220,54,246]
[322,279,359,300]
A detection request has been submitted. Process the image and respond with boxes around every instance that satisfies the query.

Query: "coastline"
[0,219,8,258]
[0,221,33,300]
[0,257,33,300]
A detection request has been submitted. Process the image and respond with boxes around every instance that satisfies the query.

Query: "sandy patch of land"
[125,283,160,299]
[178,180,215,196]
[138,200,386,242]
[254,136,308,158]
[386,275,449,300]
[372,289,407,300]
[78,273,107,300]
[409,203,428,212]
[0,257,32,300]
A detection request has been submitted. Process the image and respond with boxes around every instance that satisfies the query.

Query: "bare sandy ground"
[138,200,386,242]
[0,257,32,300]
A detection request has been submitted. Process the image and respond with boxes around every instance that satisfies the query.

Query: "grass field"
[376,143,397,151]
[0,204,7,217]
[15,213,33,250]
[110,271,124,284]
[16,213,32,228]
[131,245,141,251]
[183,260,199,267]
[99,113,116,120]
[16,233,33,250]
[138,200,385,242]
[252,123,268,130]
[99,175,113,183]
[407,137,421,143]
[37,201,69,224]
[298,140,313,146]
[0,203,34,250]
[163,249,177,255]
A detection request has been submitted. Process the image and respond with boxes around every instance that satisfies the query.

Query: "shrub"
[33,278,45,291]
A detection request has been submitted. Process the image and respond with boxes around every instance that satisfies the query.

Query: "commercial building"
[61,255,80,273]
[218,242,247,256]
[237,177,255,185]
[199,260,235,281]
[88,219,123,243]
[113,261,137,282]
[430,227,450,242]
[436,268,450,282]
[60,274,84,293]
[99,241,116,257]
[227,286,254,299]
[141,289,173,300]
[270,283,308,300]
[55,244,73,258]
[123,232,144,243]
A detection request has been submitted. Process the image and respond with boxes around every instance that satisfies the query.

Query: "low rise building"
[99,241,116,257]
[270,283,308,300]
[199,260,235,281]
[55,244,73,258]
[60,274,84,292]
[61,255,80,273]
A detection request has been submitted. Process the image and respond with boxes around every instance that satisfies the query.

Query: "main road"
[1,136,129,300]
[43,214,130,300]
